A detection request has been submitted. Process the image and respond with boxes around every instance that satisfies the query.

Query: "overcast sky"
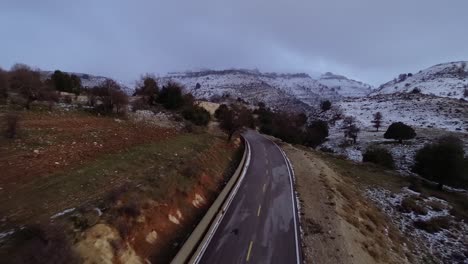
[1,0,467,86]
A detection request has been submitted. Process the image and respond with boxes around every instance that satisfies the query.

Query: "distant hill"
[373,61,468,99]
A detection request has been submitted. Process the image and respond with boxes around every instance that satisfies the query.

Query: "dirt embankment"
[282,144,414,264]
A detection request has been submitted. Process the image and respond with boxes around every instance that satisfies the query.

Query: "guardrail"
[171,136,251,264]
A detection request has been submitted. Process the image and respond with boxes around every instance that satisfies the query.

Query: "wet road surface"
[195,130,302,264]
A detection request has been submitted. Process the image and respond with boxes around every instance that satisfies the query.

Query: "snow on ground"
[366,187,468,263]
[317,72,374,97]
[324,92,468,172]
[338,93,467,133]
[374,61,468,99]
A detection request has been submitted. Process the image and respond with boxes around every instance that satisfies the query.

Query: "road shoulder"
[282,143,412,264]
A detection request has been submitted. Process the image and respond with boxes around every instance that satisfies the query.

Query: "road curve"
[194,130,302,264]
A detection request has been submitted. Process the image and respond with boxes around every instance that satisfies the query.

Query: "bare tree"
[9,64,43,109]
[371,112,383,131]
[342,116,360,144]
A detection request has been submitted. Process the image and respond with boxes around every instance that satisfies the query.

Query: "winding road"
[194,130,302,264]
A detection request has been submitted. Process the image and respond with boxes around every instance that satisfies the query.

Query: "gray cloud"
[1,0,467,85]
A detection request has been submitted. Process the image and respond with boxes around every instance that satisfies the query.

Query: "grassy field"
[0,107,240,263]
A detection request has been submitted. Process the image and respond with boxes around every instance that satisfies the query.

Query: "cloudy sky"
[1,0,467,85]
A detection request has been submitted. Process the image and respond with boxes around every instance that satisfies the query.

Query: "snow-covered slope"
[158,69,372,112]
[159,70,315,112]
[374,61,468,99]
[338,93,468,132]
[318,72,374,97]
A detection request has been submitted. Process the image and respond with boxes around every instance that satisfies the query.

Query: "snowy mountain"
[158,69,374,112]
[373,61,468,99]
[159,69,316,112]
[318,72,374,97]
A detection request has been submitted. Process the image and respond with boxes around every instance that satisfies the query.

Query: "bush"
[182,105,211,126]
[157,82,185,109]
[303,120,329,148]
[13,224,80,264]
[413,136,467,189]
[50,70,82,94]
[214,104,229,120]
[413,216,451,233]
[9,64,43,109]
[3,113,20,139]
[464,88,468,98]
[384,122,416,143]
[320,100,332,112]
[411,87,421,94]
[398,196,427,215]
[89,79,128,115]
[362,146,394,169]
[134,75,159,105]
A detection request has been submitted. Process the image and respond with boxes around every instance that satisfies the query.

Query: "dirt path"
[282,143,412,264]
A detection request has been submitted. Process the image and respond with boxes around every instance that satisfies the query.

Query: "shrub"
[411,87,421,94]
[413,216,451,233]
[13,224,80,264]
[89,79,128,115]
[50,70,82,94]
[182,105,211,126]
[157,82,185,109]
[3,113,20,139]
[134,75,159,105]
[362,146,394,169]
[320,100,332,112]
[303,120,329,148]
[413,136,467,189]
[384,122,416,143]
[214,104,229,120]
[110,89,129,115]
[464,88,468,98]
[9,64,43,109]
[398,196,427,215]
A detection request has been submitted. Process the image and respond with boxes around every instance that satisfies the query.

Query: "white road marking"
[192,139,252,264]
[262,135,302,264]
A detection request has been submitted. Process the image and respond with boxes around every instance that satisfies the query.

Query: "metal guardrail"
[171,136,251,264]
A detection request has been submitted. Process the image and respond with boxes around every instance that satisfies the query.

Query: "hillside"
[40,71,135,95]
[374,61,468,99]
[338,93,468,133]
[158,69,374,112]
[318,72,374,97]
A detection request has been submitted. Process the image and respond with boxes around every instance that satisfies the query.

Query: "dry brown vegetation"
[281,143,414,264]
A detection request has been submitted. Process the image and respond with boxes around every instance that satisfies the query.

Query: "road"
[194,130,302,264]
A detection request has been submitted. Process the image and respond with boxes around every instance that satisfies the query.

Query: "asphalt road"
[194,130,302,264]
